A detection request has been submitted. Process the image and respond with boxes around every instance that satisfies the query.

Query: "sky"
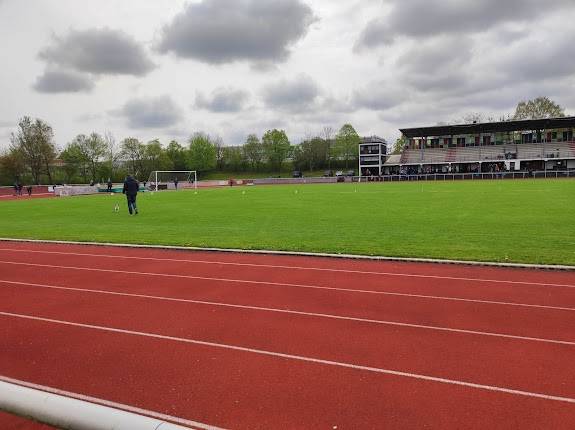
[0,0,574,151]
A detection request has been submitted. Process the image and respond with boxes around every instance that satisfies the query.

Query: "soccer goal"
[147,171,197,191]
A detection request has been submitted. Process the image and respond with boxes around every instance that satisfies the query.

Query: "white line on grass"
[0,247,574,288]
[1,311,574,405]
[1,279,573,346]
[0,375,224,430]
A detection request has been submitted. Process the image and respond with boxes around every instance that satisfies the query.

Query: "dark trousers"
[126,194,138,214]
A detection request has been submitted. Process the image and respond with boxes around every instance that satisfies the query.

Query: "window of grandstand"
[457,137,465,147]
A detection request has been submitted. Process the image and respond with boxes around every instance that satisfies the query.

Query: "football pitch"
[1,179,574,266]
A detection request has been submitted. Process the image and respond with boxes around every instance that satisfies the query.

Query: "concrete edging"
[0,379,194,430]
[1,237,573,271]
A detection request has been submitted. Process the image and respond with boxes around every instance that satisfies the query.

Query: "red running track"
[1,241,574,429]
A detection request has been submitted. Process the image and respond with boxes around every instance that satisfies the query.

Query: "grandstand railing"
[354,170,575,182]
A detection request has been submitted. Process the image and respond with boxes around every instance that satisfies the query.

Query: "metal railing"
[354,171,575,182]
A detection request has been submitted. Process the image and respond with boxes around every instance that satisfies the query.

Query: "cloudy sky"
[1,0,574,151]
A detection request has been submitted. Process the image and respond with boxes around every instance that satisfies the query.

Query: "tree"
[392,135,408,154]
[60,142,86,183]
[121,137,145,177]
[0,149,25,184]
[143,139,171,178]
[262,129,290,173]
[295,137,328,171]
[187,132,217,174]
[334,124,361,169]
[104,131,120,181]
[321,126,335,168]
[10,117,57,184]
[166,140,187,170]
[83,133,107,181]
[213,136,225,170]
[243,134,264,171]
[222,146,246,172]
[513,97,565,120]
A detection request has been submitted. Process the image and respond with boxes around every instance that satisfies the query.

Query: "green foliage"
[393,136,408,154]
[335,124,360,168]
[121,137,146,177]
[187,132,217,173]
[262,129,291,173]
[1,180,574,265]
[10,116,57,184]
[293,137,328,171]
[513,97,565,120]
[243,134,264,171]
[0,149,25,184]
[166,140,187,170]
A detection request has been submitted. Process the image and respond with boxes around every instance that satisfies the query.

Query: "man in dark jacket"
[122,175,139,215]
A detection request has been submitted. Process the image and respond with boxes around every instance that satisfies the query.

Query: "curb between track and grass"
[1,237,574,271]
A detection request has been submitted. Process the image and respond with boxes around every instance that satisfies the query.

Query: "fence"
[354,170,575,182]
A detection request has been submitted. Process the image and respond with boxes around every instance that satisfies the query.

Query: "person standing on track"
[122,175,139,215]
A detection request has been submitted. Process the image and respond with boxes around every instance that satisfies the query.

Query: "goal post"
[147,171,197,192]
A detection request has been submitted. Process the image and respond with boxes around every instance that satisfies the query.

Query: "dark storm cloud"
[39,28,154,76]
[119,96,183,129]
[262,75,320,111]
[356,0,572,49]
[33,69,94,93]
[195,88,250,112]
[157,0,316,64]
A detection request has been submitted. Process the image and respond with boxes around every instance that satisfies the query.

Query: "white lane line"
[0,260,574,312]
[1,276,573,313]
[2,279,574,346]
[0,375,224,430]
[1,247,573,288]
[2,311,575,405]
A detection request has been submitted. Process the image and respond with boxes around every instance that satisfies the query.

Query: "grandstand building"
[359,136,388,176]
[382,117,575,175]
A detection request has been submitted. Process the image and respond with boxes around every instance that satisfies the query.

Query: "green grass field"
[1,179,574,265]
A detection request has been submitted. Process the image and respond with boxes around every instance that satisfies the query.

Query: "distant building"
[358,136,388,176]
[382,117,575,175]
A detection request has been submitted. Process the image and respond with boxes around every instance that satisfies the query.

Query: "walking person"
[26,185,32,196]
[174,177,178,190]
[122,175,139,215]
[107,178,113,192]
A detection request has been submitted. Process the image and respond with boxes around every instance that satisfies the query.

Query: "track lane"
[1,246,574,311]
[2,314,575,430]
[2,241,575,285]
[1,285,574,399]
[0,263,573,344]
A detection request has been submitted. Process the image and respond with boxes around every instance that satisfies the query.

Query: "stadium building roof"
[400,116,575,138]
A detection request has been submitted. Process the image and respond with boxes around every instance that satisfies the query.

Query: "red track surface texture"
[1,241,574,429]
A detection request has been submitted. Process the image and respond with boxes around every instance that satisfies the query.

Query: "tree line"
[0,119,363,186]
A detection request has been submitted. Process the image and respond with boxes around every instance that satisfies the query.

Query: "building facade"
[383,117,575,174]
[358,136,388,176]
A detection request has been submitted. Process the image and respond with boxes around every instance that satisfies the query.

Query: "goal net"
[147,171,197,191]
